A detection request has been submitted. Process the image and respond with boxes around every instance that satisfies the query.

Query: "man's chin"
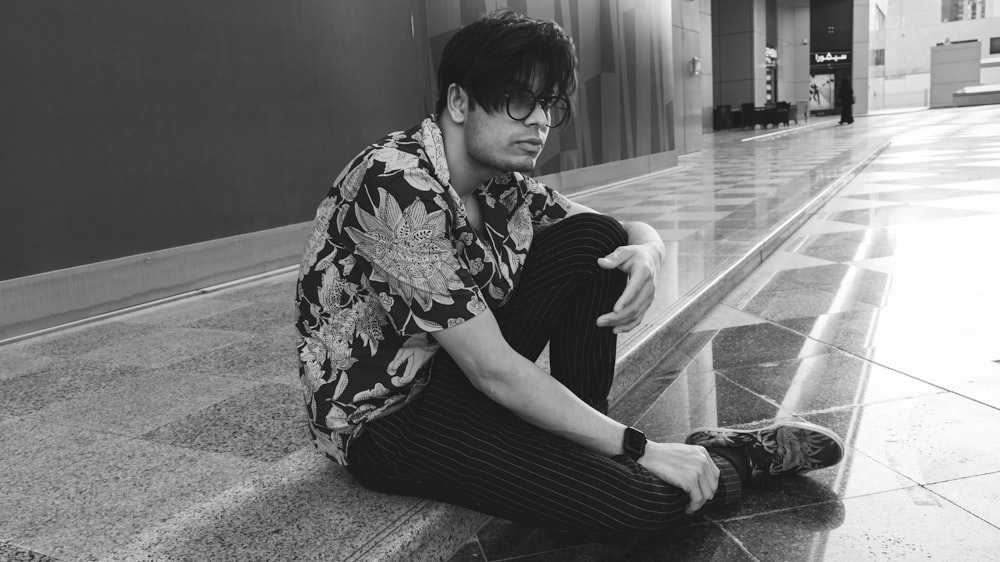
[506,157,540,173]
[478,154,540,175]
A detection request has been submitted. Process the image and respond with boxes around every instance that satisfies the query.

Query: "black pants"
[347,213,742,537]
[840,101,854,124]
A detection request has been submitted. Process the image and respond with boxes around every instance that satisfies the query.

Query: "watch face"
[625,427,646,459]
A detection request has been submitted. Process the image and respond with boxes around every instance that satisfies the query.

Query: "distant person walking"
[838,78,854,125]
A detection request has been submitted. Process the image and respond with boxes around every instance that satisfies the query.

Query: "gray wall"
[853,0,872,115]
[1,0,430,281]
[2,0,689,284]
[930,40,982,107]
[774,0,810,110]
[674,0,710,146]
[2,1,698,339]
[712,0,767,107]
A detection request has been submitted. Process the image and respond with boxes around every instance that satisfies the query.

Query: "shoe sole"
[686,421,846,476]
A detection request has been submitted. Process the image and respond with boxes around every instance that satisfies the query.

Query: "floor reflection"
[632,109,1000,560]
[481,106,1000,561]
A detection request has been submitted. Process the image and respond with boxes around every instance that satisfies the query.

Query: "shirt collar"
[420,116,451,189]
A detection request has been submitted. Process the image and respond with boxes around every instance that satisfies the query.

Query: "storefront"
[809,50,852,115]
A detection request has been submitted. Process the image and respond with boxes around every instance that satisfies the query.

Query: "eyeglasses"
[505,88,570,128]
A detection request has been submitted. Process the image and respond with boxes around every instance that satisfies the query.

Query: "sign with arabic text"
[765,46,778,67]
[812,51,851,65]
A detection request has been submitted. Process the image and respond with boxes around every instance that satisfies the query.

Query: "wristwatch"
[622,426,647,460]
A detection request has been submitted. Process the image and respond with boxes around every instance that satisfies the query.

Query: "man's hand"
[387,334,436,386]
[638,441,720,514]
[595,242,662,333]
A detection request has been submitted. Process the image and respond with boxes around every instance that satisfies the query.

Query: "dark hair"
[434,9,578,120]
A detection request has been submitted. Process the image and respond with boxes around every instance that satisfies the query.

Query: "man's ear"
[446,83,468,124]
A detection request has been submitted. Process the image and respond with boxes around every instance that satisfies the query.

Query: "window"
[992,37,1000,54]
[872,48,885,66]
[942,0,988,22]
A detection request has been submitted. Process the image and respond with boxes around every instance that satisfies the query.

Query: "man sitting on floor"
[294,9,844,537]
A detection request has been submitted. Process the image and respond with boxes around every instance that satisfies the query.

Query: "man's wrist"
[623,221,667,264]
[622,426,647,460]
[644,239,667,266]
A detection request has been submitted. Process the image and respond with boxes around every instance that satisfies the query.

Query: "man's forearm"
[471,350,628,458]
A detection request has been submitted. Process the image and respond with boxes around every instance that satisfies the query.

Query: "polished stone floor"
[2,105,999,561]
[450,106,1000,560]
[576,111,892,358]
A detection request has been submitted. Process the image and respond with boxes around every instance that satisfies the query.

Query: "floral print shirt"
[295,116,571,464]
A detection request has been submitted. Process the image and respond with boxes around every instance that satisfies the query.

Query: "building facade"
[875,0,1000,110]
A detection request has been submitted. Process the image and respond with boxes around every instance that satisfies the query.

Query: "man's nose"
[522,103,551,128]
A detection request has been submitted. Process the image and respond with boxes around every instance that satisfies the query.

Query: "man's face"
[463,89,552,175]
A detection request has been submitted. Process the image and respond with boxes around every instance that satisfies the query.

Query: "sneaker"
[685,421,844,480]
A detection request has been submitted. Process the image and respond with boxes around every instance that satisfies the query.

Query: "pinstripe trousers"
[347,213,742,537]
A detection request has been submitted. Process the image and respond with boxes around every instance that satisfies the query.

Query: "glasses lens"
[546,97,570,128]
[506,90,571,127]
[506,89,537,121]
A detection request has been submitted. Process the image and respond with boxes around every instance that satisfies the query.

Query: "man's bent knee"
[536,213,628,259]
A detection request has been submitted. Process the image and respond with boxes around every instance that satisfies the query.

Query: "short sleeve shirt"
[295,116,571,464]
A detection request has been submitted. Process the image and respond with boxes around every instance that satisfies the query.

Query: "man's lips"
[516,139,544,151]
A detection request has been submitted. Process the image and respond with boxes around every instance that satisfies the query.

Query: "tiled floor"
[2,105,999,561]
[449,106,1000,560]
[578,114,892,359]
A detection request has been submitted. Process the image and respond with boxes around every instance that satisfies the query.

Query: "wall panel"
[2,1,691,338]
[2,0,681,284]
[1,0,429,281]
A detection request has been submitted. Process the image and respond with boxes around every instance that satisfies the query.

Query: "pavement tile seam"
[16,367,262,439]
[715,486,1000,560]
[708,492,877,526]
[631,381,787,436]
[448,538,487,561]
[2,417,276,470]
[925,473,1000,530]
[0,540,64,562]
[710,363,950,416]
[829,350,1000,413]
[706,521,757,562]
[754,321,942,382]
[804,398,1000,486]
[896,387,1000,415]
[136,381,312,462]
[100,448,435,561]
[708,370,787,410]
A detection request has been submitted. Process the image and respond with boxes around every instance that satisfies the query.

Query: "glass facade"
[942,0,989,22]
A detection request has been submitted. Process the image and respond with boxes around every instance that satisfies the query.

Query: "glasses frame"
[504,88,571,128]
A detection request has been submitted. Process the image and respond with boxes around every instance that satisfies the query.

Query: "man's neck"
[436,116,495,197]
